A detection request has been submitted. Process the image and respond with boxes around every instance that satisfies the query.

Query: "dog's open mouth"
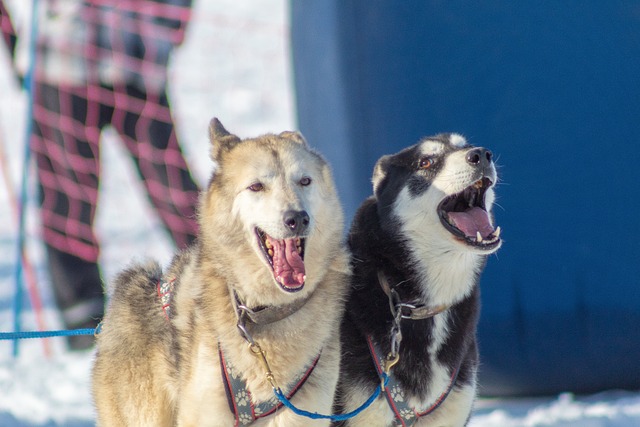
[438,177,501,250]
[256,228,306,292]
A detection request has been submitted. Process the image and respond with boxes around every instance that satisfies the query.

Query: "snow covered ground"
[1,1,639,426]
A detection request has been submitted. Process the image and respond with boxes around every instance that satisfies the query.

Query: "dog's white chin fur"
[393,185,500,307]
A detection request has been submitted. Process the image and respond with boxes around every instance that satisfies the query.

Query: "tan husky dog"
[92,119,350,426]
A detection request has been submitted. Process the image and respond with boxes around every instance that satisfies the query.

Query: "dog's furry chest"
[350,284,477,389]
[339,277,480,427]
[169,261,346,426]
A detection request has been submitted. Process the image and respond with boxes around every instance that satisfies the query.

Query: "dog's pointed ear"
[209,118,241,161]
[279,131,308,147]
[372,155,391,194]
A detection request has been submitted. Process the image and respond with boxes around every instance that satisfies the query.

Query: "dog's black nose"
[466,148,493,167]
[284,210,310,234]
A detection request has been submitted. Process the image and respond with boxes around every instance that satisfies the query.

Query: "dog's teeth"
[265,240,273,249]
[476,231,483,243]
[268,249,274,256]
[494,226,501,238]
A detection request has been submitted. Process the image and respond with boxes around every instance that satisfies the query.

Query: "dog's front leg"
[414,384,476,427]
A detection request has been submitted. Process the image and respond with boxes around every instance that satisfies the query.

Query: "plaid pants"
[31,81,199,333]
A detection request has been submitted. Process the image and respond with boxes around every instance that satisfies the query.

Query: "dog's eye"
[300,177,312,186]
[419,157,435,169]
[248,182,264,192]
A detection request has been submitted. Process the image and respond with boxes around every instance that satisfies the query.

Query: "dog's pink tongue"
[448,207,494,239]
[271,238,305,289]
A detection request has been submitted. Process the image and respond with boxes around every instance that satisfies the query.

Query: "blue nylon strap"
[272,373,388,422]
[0,328,96,341]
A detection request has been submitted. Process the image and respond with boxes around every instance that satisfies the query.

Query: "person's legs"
[44,244,103,349]
[0,0,18,65]
[32,82,107,348]
[111,84,199,249]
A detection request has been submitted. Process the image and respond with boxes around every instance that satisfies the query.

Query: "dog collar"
[366,335,459,426]
[377,271,448,320]
[157,280,311,326]
[231,289,312,326]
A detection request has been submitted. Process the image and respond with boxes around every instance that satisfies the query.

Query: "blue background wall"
[291,1,640,396]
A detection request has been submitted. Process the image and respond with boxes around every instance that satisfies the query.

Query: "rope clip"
[381,353,399,391]
[249,342,279,390]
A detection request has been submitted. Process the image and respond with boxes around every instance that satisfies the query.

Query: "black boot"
[45,244,104,350]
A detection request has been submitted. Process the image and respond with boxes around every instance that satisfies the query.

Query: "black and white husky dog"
[336,134,502,426]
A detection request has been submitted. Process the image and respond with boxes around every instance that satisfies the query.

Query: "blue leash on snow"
[273,372,388,422]
[0,328,98,341]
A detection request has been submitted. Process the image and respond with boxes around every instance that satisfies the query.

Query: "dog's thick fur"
[92,119,350,426]
[335,134,502,426]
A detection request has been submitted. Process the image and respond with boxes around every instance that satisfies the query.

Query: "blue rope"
[0,328,97,341]
[273,373,388,421]
[13,0,41,357]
